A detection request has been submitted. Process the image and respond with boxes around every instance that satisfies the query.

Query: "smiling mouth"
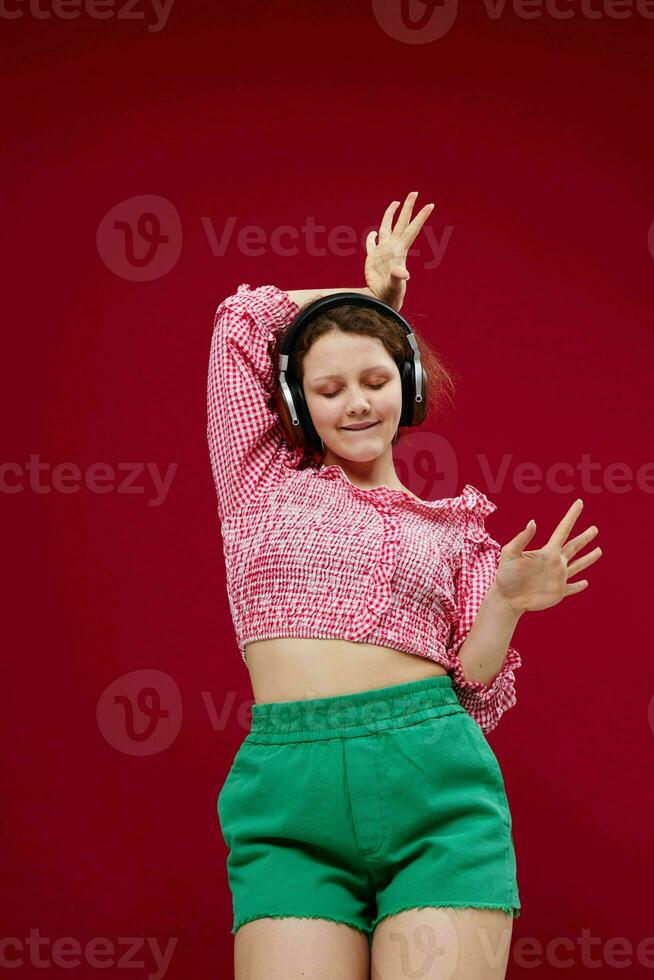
[341,422,380,431]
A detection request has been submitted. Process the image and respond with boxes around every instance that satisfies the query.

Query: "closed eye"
[322,382,387,399]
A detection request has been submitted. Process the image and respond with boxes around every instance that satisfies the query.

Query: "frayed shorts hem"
[232,901,521,943]
[371,900,521,932]
[232,911,374,939]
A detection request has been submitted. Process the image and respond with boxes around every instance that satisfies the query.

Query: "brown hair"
[272,300,458,462]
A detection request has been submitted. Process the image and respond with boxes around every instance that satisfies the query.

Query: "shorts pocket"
[460,716,512,829]
[217,738,253,818]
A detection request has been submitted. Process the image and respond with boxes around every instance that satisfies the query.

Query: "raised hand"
[494,499,603,615]
[365,191,435,311]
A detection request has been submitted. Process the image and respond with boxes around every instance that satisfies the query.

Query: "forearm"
[456,583,523,686]
[286,287,375,307]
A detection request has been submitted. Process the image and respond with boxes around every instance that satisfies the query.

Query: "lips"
[341,421,380,431]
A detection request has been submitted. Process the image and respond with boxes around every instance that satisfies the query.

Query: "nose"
[344,388,372,415]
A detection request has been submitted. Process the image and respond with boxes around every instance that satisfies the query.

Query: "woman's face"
[302,330,403,462]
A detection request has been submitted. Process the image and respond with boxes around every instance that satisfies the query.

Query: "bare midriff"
[244,637,448,704]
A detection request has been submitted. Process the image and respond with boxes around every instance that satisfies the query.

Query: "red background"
[3,1,653,976]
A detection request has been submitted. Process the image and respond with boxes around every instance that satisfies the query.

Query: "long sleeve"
[207,283,302,521]
[445,489,523,734]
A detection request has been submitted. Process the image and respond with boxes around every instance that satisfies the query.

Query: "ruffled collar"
[315,463,496,517]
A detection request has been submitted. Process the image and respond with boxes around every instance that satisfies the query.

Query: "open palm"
[495,498,603,615]
[365,191,435,311]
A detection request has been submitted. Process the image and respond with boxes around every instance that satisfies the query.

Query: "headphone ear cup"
[415,363,429,425]
[272,377,320,450]
[290,377,321,448]
[398,359,414,428]
[272,385,303,448]
[399,359,429,428]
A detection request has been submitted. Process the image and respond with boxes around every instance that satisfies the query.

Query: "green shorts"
[217,674,521,942]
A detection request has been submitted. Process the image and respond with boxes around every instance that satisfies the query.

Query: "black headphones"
[272,292,429,452]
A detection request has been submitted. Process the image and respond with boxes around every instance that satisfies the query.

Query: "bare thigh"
[234,916,371,980]
[371,907,514,980]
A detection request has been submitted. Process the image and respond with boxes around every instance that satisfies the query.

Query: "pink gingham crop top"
[206,283,522,733]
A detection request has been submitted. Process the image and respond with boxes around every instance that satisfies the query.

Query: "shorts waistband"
[247,675,464,743]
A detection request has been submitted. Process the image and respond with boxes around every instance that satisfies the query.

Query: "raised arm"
[286,287,375,308]
[207,283,301,521]
[207,193,435,519]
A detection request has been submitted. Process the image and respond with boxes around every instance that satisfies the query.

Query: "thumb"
[390,265,410,280]
[504,519,537,555]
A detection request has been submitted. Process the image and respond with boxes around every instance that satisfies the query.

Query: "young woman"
[206,191,602,980]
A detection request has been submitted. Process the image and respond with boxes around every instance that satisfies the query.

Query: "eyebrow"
[310,365,392,382]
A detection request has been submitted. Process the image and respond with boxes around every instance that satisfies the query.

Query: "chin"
[334,435,388,460]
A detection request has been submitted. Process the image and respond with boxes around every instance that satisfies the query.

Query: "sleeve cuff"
[226,283,300,330]
[448,643,523,734]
